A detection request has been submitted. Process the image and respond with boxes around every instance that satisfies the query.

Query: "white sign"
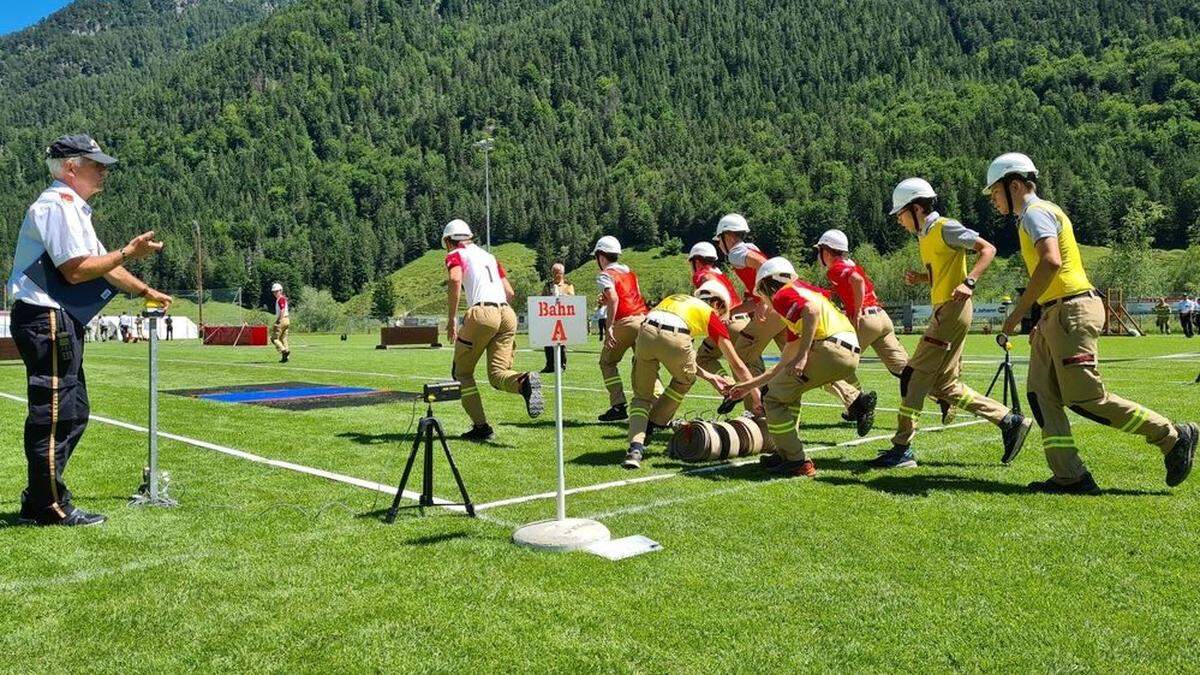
[527,296,587,347]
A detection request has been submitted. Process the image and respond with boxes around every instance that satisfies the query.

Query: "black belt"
[647,319,690,335]
[825,337,861,354]
[1040,289,1098,309]
[472,301,508,308]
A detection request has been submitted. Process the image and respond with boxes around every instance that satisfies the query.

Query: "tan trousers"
[696,314,750,376]
[892,297,1010,447]
[732,298,786,377]
[628,323,697,445]
[271,318,290,353]
[599,315,645,406]
[1028,294,1177,482]
[764,341,860,461]
[452,305,523,425]
[824,309,909,405]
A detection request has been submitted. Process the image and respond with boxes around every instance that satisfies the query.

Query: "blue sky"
[0,0,72,37]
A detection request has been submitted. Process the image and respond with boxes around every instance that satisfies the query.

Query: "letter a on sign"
[551,319,567,343]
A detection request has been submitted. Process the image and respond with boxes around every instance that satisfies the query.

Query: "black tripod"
[985,333,1022,415]
[385,402,475,522]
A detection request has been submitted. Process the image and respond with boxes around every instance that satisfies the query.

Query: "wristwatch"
[964,277,977,289]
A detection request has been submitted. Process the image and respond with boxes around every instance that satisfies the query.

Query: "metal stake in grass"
[130,300,178,508]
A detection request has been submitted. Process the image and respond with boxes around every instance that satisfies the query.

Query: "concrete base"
[512,518,611,552]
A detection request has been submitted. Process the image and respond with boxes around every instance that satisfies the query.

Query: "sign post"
[130,301,178,507]
[512,295,610,551]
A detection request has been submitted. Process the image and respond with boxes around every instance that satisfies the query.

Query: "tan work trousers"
[763,340,860,461]
[628,323,697,445]
[271,318,290,353]
[825,309,909,405]
[452,304,523,425]
[892,297,1010,447]
[599,315,645,406]
[1028,294,1177,482]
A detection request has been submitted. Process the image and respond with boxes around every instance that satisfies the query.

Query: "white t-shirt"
[725,242,763,269]
[445,242,507,307]
[7,181,108,309]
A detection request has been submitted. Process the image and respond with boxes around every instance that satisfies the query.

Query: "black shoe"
[717,397,739,415]
[460,424,494,442]
[645,420,662,442]
[766,458,816,477]
[622,444,645,470]
[867,445,917,469]
[26,506,106,527]
[1027,472,1101,496]
[540,366,555,374]
[758,453,783,469]
[939,399,956,425]
[280,350,289,363]
[1000,413,1033,465]
[1165,423,1198,487]
[841,411,854,423]
[520,373,544,418]
[598,404,628,422]
[854,391,877,438]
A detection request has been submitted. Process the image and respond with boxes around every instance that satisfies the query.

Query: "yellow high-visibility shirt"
[653,294,729,340]
[918,217,968,306]
[770,280,855,341]
[1018,199,1094,305]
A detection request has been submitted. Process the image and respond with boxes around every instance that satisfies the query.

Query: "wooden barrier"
[203,325,269,346]
[377,325,440,349]
[0,338,18,361]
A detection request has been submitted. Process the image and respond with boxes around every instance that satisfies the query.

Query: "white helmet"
[814,229,850,253]
[592,235,622,256]
[754,256,796,291]
[983,153,1038,193]
[712,213,749,239]
[688,241,718,261]
[442,218,472,242]
[694,279,732,311]
[889,178,938,215]
[270,282,283,292]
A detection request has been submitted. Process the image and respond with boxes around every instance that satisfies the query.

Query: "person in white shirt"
[443,219,543,441]
[7,134,171,526]
[1178,296,1195,338]
[271,282,290,361]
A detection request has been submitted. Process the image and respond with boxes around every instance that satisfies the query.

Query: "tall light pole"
[473,135,495,251]
[194,220,204,329]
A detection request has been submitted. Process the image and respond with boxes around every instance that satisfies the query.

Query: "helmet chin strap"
[1003,177,1019,227]
[907,204,921,233]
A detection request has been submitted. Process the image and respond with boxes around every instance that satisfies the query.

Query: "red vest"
[607,267,648,320]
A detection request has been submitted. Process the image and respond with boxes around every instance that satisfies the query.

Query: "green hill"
[346,243,539,317]
[3,0,1199,305]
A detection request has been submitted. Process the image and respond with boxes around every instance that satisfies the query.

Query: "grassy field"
[1,330,1198,671]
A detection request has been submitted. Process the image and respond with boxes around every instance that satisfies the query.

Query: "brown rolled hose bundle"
[668,416,769,463]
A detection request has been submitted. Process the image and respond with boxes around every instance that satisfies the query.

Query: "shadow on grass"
[818,472,1170,498]
[504,419,623,433]
[336,430,515,449]
[0,512,29,527]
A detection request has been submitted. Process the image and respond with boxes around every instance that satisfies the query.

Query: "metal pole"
[554,341,565,521]
[484,146,492,252]
[148,315,159,501]
[194,220,204,330]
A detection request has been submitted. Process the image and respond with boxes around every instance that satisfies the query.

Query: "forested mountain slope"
[1,0,1197,304]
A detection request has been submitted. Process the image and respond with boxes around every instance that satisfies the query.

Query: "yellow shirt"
[918,217,968,306]
[653,294,725,339]
[1018,199,1093,305]
[771,281,855,341]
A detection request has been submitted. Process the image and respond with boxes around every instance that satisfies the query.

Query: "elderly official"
[541,263,574,373]
[8,134,171,526]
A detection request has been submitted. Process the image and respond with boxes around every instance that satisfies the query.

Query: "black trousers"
[1181,312,1194,338]
[543,345,567,370]
[11,301,89,522]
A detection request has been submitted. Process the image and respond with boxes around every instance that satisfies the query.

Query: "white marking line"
[0,391,469,516]
[0,552,210,593]
[472,419,987,512]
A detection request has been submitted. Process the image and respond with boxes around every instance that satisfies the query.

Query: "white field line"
[471,419,986,512]
[0,552,212,593]
[0,391,472,517]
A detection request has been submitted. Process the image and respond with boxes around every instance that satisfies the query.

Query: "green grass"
[2,331,1198,671]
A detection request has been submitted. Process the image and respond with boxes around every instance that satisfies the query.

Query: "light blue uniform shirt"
[7,180,107,309]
